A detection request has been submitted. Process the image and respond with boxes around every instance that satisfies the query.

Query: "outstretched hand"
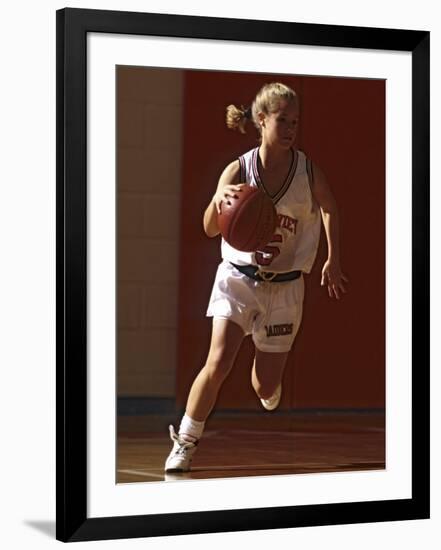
[321,259,348,299]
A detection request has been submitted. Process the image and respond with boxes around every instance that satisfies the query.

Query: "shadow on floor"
[24,520,56,538]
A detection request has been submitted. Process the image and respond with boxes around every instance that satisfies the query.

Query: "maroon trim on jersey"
[252,147,298,204]
[306,157,314,185]
[306,157,319,213]
[273,148,298,204]
[238,155,246,183]
[251,147,262,189]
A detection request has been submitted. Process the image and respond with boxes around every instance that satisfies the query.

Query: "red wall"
[177,70,385,410]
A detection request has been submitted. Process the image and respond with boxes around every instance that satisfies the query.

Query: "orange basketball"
[218,185,277,252]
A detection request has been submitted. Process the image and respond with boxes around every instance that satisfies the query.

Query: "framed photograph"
[56,8,429,542]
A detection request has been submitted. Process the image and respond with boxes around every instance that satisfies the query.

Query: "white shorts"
[206,261,305,353]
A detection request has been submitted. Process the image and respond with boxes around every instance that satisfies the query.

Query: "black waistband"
[230,263,301,283]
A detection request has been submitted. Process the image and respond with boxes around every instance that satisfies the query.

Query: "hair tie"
[244,106,252,119]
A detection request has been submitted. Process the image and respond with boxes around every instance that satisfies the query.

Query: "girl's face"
[260,99,299,150]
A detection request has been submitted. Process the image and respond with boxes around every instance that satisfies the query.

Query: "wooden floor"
[117,412,385,483]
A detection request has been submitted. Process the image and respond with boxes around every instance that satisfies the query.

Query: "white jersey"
[221,147,321,273]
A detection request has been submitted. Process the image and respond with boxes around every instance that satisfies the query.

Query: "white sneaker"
[164,425,198,472]
[260,384,282,411]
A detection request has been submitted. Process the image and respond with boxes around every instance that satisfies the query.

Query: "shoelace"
[169,425,196,454]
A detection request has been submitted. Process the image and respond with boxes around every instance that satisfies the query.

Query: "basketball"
[218,185,277,252]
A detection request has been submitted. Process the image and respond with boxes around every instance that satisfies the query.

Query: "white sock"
[179,414,205,442]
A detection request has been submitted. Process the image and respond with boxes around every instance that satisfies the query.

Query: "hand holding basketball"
[217,184,277,252]
[213,183,246,214]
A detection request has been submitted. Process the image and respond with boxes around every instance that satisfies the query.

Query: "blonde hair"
[226,82,297,134]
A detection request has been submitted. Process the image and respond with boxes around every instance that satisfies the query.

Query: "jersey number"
[255,234,282,266]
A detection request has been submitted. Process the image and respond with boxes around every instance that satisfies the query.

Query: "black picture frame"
[56,8,430,542]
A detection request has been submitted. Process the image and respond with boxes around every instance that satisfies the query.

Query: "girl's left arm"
[310,162,348,299]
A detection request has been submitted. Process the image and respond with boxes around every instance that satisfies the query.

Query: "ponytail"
[225,104,252,134]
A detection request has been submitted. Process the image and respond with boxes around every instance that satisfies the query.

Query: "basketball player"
[165,82,348,472]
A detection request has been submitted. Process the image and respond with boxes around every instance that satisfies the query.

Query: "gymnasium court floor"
[117,411,385,483]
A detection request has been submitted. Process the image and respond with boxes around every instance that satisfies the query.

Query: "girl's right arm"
[203,160,244,237]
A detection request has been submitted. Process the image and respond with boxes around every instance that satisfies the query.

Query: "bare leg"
[251,349,289,400]
[185,318,244,421]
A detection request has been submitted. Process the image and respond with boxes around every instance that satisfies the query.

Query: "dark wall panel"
[177,70,385,410]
